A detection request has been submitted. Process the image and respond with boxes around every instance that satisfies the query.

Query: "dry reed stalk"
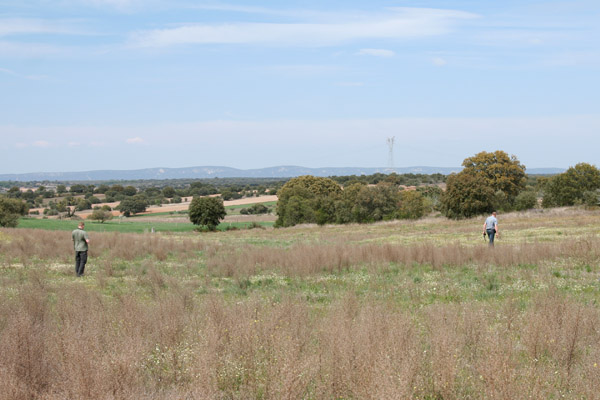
[0,284,599,399]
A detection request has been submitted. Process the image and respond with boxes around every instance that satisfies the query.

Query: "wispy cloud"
[33,140,51,147]
[14,140,52,148]
[126,136,146,144]
[130,8,478,48]
[0,18,80,37]
[0,67,47,80]
[357,48,395,57]
[432,57,447,66]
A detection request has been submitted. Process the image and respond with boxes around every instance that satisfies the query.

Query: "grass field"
[1,207,600,399]
[18,216,274,233]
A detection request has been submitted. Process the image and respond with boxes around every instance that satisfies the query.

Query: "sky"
[1,0,599,174]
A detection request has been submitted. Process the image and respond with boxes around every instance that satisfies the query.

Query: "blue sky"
[1,0,599,174]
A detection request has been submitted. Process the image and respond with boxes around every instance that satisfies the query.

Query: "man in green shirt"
[72,222,90,277]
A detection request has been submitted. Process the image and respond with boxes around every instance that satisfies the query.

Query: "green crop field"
[2,207,600,398]
[17,216,274,233]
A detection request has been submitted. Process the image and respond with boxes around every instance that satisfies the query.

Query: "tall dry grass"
[2,209,600,398]
[205,237,600,277]
[0,283,599,399]
[0,228,212,264]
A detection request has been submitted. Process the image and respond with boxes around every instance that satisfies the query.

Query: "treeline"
[275,176,440,227]
[330,172,446,186]
[0,180,283,216]
[275,152,600,227]
[440,151,600,219]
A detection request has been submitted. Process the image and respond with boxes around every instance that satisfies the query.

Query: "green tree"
[542,163,600,207]
[441,151,526,219]
[461,150,527,203]
[351,183,400,223]
[117,196,148,217]
[0,196,29,227]
[123,186,138,196]
[75,198,92,211]
[188,196,226,231]
[69,184,87,194]
[440,172,495,219]
[514,190,538,211]
[162,186,176,198]
[89,209,113,223]
[398,190,427,219]
[275,175,342,227]
[334,183,365,224]
[7,186,21,198]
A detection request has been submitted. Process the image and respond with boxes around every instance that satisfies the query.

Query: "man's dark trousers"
[486,229,496,246]
[75,251,88,276]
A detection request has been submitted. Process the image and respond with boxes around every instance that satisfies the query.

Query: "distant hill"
[0,165,563,182]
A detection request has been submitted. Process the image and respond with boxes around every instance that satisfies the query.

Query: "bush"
[89,209,113,223]
[583,190,600,208]
[0,196,28,227]
[542,163,600,207]
[240,204,270,215]
[398,190,427,219]
[514,191,538,211]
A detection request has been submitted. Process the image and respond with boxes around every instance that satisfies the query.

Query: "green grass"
[18,217,273,233]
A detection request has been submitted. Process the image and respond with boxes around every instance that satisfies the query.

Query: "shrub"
[398,190,427,219]
[542,163,600,207]
[0,196,28,227]
[514,190,538,211]
[89,209,113,223]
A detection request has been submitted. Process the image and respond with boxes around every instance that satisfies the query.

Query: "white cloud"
[432,57,447,66]
[33,140,51,147]
[74,0,151,12]
[3,115,600,169]
[0,18,80,37]
[126,136,145,144]
[357,48,395,57]
[130,8,478,48]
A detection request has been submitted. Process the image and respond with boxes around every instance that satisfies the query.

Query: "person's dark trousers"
[75,251,88,276]
[486,229,496,246]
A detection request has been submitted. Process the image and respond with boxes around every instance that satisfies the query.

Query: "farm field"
[21,198,278,233]
[1,207,600,398]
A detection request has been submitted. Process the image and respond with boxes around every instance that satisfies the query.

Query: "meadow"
[1,207,600,399]
[18,213,274,233]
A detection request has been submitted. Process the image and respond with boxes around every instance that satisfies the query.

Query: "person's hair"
[78,222,85,227]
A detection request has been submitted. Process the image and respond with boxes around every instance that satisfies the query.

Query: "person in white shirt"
[483,212,499,246]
